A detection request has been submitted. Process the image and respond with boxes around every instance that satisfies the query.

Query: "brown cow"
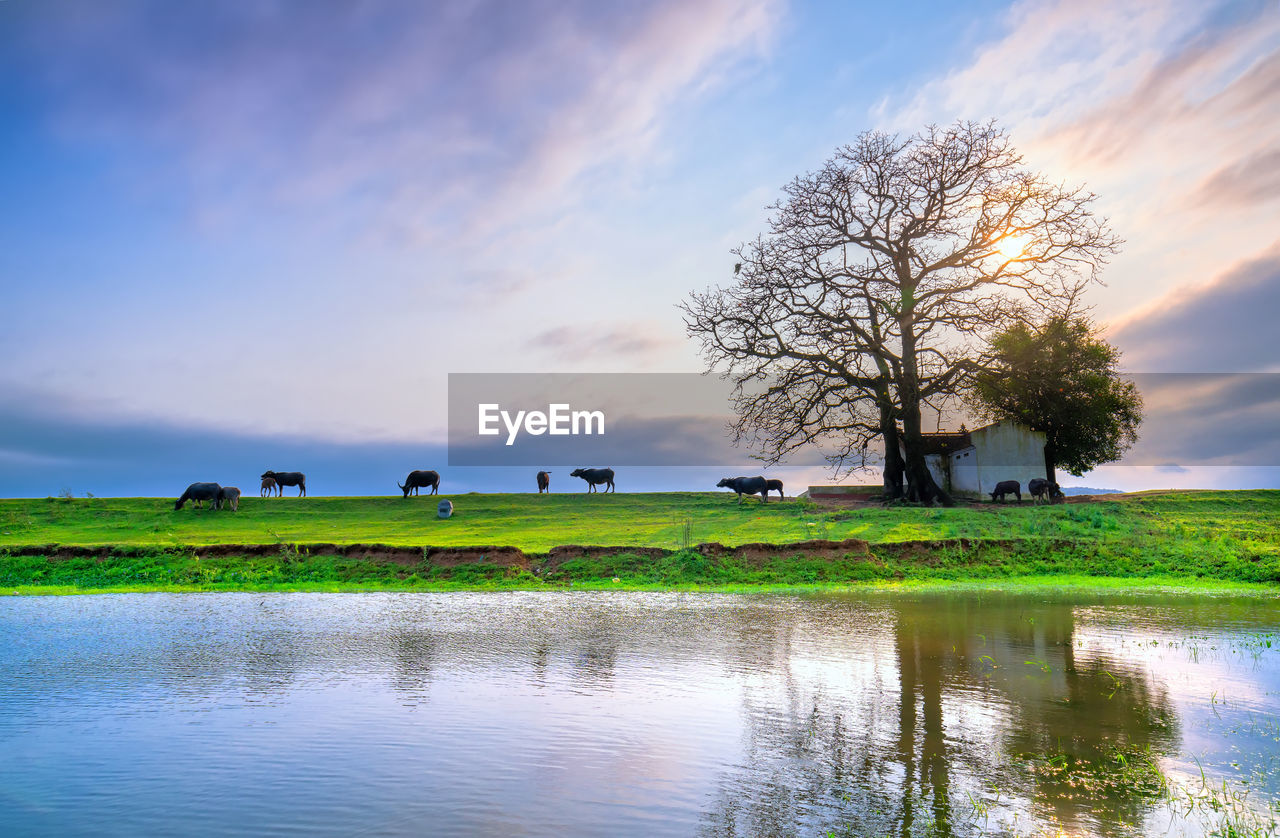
[537,471,551,493]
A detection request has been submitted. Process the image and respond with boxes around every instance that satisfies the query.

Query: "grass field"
[2,490,1278,592]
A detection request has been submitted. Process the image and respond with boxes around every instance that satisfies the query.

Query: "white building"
[905,420,1047,498]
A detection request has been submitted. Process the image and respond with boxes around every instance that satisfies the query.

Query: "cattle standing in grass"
[1029,478,1066,504]
[261,471,306,497]
[260,477,277,498]
[176,482,222,511]
[717,476,776,503]
[218,486,241,512]
[537,471,551,493]
[765,478,784,499]
[570,467,615,493]
[398,470,441,497]
[990,480,1021,503]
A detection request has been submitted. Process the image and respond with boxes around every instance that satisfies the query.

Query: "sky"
[1,0,1278,496]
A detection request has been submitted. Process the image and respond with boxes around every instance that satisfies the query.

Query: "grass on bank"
[3,489,1279,552]
[1,490,1277,593]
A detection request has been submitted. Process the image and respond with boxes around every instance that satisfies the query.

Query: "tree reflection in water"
[700,596,1178,838]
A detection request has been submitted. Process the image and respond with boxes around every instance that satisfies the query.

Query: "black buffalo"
[261,471,306,497]
[1029,478,1051,503]
[765,478,784,498]
[176,482,222,510]
[570,467,615,493]
[398,470,441,497]
[717,476,778,503]
[537,471,551,493]
[990,480,1021,503]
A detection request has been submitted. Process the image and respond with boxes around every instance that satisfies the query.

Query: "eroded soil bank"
[3,532,1277,593]
[4,536,1073,569]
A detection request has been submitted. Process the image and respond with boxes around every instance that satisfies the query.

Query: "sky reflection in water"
[0,591,1277,837]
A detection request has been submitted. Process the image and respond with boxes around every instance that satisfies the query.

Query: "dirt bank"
[4,536,1032,571]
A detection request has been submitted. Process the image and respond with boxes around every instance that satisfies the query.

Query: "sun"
[996,233,1030,260]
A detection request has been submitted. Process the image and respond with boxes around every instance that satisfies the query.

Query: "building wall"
[951,448,980,494]
[948,421,1046,497]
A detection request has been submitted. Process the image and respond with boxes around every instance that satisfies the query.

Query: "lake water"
[1,591,1277,837]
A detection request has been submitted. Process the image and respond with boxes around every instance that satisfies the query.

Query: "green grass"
[2,490,1278,593]
[5,492,846,550]
[7,489,1279,551]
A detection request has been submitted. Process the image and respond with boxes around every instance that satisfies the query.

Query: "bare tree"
[683,121,1119,504]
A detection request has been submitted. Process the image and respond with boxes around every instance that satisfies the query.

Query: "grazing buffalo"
[261,471,306,497]
[176,482,222,511]
[1029,478,1066,504]
[990,480,1022,503]
[398,470,441,497]
[570,467,615,493]
[765,478,784,498]
[217,486,241,512]
[717,476,777,503]
[537,471,551,493]
[260,476,277,498]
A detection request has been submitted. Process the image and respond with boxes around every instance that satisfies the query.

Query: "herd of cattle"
[174,470,307,510]
[174,467,1062,510]
[174,466,760,510]
[990,477,1065,504]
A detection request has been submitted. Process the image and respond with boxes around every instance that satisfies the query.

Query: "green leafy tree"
[973,316,1143,482]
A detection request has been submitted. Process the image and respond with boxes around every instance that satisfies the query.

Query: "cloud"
[0,395,823,497]
[874,0,1280,318]
[524,324,676,361]
[0,448,81,468]
[1,1,784,441]
[1045,7,1280,168]
[878,0,1196,134]
[1117,373,1280,467]
[1110,245,1280,372]
[1192,146,1280,208]
[880,0,1278,156]
[5,0,780,241]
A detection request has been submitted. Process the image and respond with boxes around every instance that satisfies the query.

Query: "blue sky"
[1,0,1278,496]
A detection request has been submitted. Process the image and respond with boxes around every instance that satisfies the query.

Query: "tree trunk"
[897,283,954,507]
[879,387,904,499]
[882,431,905,499]
[899,393,951,505]
[902,435,950,506]
[1043,442,1057,484]
[898,368,953,505]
